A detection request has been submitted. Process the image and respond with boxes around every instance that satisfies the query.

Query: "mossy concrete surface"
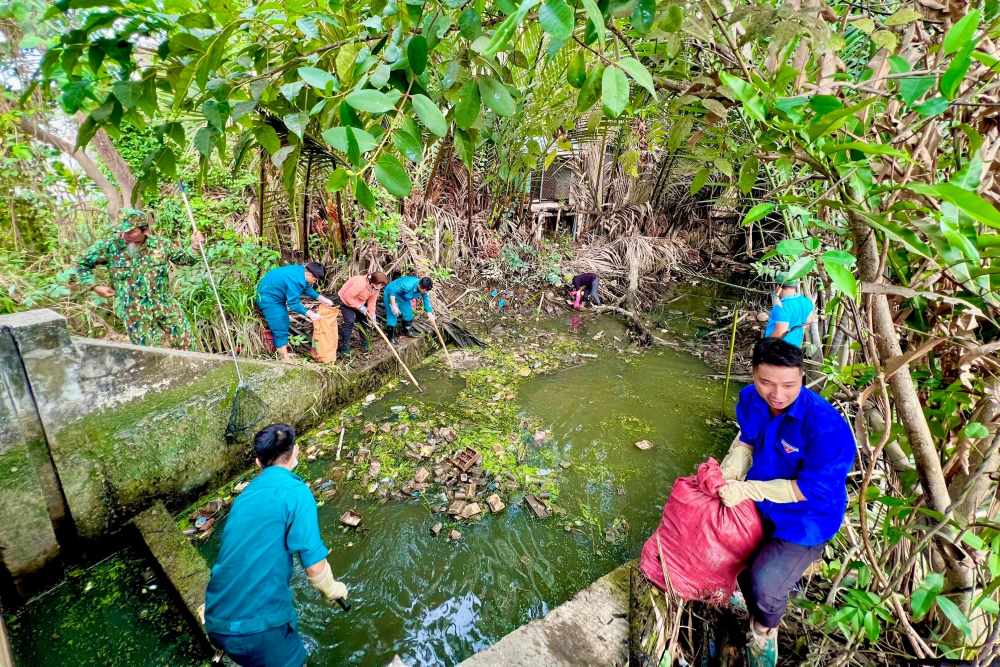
[0,312,65,597]
[458,563,631,667]
[1,308,431,598]
[133,501,210,635]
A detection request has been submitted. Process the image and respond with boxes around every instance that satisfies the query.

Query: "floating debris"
[459,503,481,519]
[431,522,443,537]
[450,447,482,473]
[340,510,362,528]
[634,440,654,450]
[524,494,550,519]
[448,529,462,541]
[414,467,430,484]
[486,494,506,513]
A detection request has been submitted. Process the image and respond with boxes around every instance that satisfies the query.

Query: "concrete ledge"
[459,563,631,667]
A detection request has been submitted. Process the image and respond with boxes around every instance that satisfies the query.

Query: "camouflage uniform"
[76,215,197,349]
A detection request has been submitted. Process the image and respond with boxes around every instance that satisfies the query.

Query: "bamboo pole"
[430,317,453,368]
[372,321,423,392]
[722,306,740,413]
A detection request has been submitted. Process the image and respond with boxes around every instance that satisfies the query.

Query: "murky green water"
[8,310,736,667]
[196,315,734,666]
[4,546,205,666]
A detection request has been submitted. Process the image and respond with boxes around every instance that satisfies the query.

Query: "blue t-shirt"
[256,265,320,316]
[384,276,432,313]
[764,293,814,347]
[737,384,856,546]
[204,466,329,636]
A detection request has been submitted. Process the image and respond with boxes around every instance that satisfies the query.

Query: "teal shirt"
[204,466,328,636]
[256,265,320,316]
[384,276,432,313]
[764,293,813,347]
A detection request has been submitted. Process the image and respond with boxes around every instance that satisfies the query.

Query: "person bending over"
[566,272,600,310]
[204,424,348,666]
[256,262,333,360]
[383,275,435,340]
[337,271,388,357]
[718,338,855,667]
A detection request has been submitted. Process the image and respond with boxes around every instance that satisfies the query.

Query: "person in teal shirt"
[764,277,814,348]
[204,424,348,666]
[256,262,333,360]
[383,275,435,340]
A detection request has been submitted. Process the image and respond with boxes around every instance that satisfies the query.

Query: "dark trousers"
[209,623,306,667]
[587,277,601,305]
[338,305,371,351]
[737,535,824,628]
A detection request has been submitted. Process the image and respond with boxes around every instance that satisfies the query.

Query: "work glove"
[390,302,401,317]
[720,439,753,481]
[318,295,334,307]
[358,304,368,315]
[427,311,435,322]
[308,563,349,602]
[719,479,799,507]
[306,310,321,322]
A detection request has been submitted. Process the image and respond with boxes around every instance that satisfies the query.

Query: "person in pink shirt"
[337,271,388,358]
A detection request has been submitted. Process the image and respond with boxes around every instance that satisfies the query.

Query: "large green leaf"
[738,155,759,194]
[631,0,655,34]
[909,182,1000,229]
[407,35,428,75]
[617,57,656,97]
[539,0,573,40]
[785,256,817,281]
[254,125,280,155]
[455,81,481,130]
[298,66,337,93]
[326,168,350,193]
[911,573,944,619]
[742,202,774,226]
[898,75,934,106]
[411,94,448,136]
[936,596,973,638]
[392,129,423,163]
[459,8,481,38]
[581,0,605,45]
[354,177,376,211]
[346,89,397,114]
[322,126,378,153]
[942,10,980,56]
[601,66,628,117]
[478,77,516,116]
[823,253,859,301]
[940,43,974,100]
[374,154,413,197]
[204,100,230,131]
[807,97,877,140]
[283,113,309,140]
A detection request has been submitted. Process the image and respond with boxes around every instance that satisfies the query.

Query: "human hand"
[719,481,754,507]
[358,304,368,315]
[427,312,435,322]
[93,285,115,298]
[191,230,205,250]
[318,295,334,307]
[329,579,349,601]
[306,310,321,322]
[390,303,401,317]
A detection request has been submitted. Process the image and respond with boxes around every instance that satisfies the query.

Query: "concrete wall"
[0,309,429,600]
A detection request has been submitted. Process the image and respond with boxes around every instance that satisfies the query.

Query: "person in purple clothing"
[718,338,855,666]
[566,272,600,310]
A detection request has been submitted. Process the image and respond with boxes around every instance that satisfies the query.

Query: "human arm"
[719,478,803,506]
[366,291,377,319]
[766,303,789,338]
[75,238,113,288]
[317,294,334,306]
[720,433,753,481]
[304,559,348,602]
[389,294,400,316]
[288,488,346,601]
[422,292,433,318]
[769,321,790,339]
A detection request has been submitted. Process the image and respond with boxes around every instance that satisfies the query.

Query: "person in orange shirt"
[337,271,388,358]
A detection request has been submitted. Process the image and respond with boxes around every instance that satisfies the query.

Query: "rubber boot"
[337,345,351,359]
[402,320,418,337]
[746,625,777,667]
[387,325,398,342]
[360,334,371,352]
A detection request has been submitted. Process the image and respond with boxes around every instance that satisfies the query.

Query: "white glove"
[719,479,800,507]
[318,295,334,306]
[358,304,368,315]
[306,310,321,322]
[720,440,753,481]
[390,302,401,317]
[308,563,348,602]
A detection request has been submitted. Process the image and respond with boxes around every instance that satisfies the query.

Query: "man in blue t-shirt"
[204,424,348,666]
[764,277,814,348]
[718,338,855,667]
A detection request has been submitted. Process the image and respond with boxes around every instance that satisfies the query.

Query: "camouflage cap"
[774,272,799,287]
[115,209,149,233]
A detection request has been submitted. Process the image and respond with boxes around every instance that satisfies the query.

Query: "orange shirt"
[338,275,380,313]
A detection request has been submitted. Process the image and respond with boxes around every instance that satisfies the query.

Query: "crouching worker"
[337,271,388,358]
[718,338,855,666]
[566,272,600,310]
[204,424,348,667]
[256,262,333,360]
[383,275,434,340]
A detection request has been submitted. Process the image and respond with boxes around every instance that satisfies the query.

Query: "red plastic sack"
[639,458,764,603]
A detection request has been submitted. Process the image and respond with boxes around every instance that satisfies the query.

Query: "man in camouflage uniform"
[76,209,203,349]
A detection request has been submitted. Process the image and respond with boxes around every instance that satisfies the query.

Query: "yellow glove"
[719,479,800,507]
[308,563,349,602]
[720,440,753,481]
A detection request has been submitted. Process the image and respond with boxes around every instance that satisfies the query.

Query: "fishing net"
[225,382,268,443]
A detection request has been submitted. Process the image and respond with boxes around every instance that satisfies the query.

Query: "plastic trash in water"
[489,289,498,298]
[498,298,507,310]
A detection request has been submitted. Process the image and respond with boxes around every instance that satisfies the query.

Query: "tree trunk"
[89,126,138,208]
[17,115,125,221]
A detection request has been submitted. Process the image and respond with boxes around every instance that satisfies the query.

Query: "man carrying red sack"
[718,338,855,667]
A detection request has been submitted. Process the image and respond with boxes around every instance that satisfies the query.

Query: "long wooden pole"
[372,321,423,392]
[430,318,453,367]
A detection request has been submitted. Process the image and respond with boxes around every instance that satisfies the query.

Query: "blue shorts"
[209,623,307,667]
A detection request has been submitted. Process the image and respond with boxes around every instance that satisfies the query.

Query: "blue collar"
[259,465,302,481]
[751,384,809,420]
